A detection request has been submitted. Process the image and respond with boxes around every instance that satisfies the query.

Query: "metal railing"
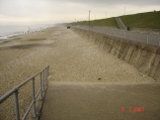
[73,26,160,47]
[0,66,49,120]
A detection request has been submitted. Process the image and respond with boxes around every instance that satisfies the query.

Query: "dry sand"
[0,26,156,120]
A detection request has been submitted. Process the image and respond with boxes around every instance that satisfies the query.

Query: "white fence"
[73,26,160,47]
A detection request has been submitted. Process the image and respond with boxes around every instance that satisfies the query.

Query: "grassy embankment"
[75,18,119,28]
[75,11,160,29]
[120,11,160,29]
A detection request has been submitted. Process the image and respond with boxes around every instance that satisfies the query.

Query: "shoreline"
[0,24,55,40]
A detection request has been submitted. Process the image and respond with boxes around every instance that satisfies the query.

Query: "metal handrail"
[73,26,160,47]
[0,66,49,120]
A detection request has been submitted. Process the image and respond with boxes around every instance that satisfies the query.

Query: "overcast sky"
[0,0,160,25]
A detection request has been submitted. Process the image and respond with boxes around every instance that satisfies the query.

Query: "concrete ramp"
[40,82,160,120]
[115,17,127,30]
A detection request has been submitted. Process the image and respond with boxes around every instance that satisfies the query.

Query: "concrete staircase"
[115,17,127,30]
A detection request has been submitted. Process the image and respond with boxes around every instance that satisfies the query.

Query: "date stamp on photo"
[121,106,144,113]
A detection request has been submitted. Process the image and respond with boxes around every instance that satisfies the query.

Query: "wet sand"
[0,26,156,120]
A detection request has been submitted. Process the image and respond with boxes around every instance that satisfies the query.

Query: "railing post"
[46,68,48,88]
[40,72,43,100]
[42,70,46,92]
[45,67,48,89]
[44,69,46,91]
[32,78,37,118]
[46,66,49,88]
[129,32,131,41]
[147,33,149,44]
[159,35,160,47]
[14,90,20,120]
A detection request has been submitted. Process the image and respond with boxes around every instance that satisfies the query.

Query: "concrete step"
[115,17,127,30]
[40,82,160,120]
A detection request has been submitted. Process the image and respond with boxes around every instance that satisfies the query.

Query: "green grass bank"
[74,11,160,29]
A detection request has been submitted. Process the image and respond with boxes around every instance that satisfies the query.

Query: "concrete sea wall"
[72,28,160,82]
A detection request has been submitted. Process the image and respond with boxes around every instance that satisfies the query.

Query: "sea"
[0,24,55,40]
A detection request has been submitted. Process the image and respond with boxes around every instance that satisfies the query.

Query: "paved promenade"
[41,82,160,120]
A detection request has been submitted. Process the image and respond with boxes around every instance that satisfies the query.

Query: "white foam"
[0,33,25,40]
[0,36,8,40]
[0,24,55,40]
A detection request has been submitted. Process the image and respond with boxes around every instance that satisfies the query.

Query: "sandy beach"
[0,26,156,120]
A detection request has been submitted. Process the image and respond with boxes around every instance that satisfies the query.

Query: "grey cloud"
[0,0,50,17]
[0,0,160,24]
[54,0,160,6]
